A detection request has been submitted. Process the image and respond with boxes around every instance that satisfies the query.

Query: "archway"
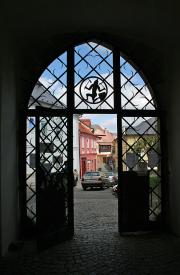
[24,39,162,249]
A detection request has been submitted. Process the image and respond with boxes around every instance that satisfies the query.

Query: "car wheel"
[100,184,104,190]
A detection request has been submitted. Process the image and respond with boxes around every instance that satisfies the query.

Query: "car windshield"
[105,172,113,176]
[84,172,100,176]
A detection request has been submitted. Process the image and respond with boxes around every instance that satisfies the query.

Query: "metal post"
[67,47,74,231]
[113,47,122,233]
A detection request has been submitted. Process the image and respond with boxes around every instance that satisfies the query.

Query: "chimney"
[104,128,108,134]
[81,119,91,127]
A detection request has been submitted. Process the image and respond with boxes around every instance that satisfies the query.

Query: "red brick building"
[79,119,97,178]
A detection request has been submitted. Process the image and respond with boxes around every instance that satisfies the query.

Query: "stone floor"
[1,188,180,274]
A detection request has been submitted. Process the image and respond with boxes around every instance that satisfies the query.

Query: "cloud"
[36,45,155,111]
[82,114,117,133]
[81,114,102,119]
[39,76,67,105]
[101,117,117,132]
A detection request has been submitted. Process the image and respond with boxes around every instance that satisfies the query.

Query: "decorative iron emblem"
[80,77,108,104]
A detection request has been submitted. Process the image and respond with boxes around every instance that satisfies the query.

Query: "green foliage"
[150,175,159,189]
[132,136,158,153]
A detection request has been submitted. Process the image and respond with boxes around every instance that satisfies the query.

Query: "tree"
[132,135,158,154]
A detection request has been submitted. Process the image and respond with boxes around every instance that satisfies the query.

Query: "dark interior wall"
[166,50,180,234]
[2,1,176,112]
[0,0,180,254]
[0,39,18,256]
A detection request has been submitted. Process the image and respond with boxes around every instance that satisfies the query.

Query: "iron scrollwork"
[80,76,108,104]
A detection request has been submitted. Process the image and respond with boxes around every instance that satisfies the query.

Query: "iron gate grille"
[26,117,36,222]
[120,56,156,110]
[26,115,71,231]
[25,39,163,236]
[122,116,161,220]
[74,42,114,110]
[28,52,67,109]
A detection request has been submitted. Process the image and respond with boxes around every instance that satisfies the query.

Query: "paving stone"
[1,189,180,274]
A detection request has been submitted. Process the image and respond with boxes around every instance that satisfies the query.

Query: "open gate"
[24,39,162,250]
[26,108,74,250]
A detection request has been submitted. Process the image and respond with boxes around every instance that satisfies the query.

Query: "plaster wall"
[0,43,18,255]
[167,51,180,235]
[1,0,180,254]
[73,115,80,174]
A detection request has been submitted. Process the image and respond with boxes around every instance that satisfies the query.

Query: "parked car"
[81,171,108,190]
[104,171,118,186]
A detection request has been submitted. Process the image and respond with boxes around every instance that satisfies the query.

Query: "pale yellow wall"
[112,134,157,172]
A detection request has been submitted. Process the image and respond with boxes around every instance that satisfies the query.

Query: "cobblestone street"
[74,187,118,232]
[1,187,180,274]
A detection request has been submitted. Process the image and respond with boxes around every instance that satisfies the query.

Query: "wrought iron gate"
[24,39,162,248]
[26,108,74,249]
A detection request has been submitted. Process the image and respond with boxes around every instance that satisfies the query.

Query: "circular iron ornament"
[80,77,108,104]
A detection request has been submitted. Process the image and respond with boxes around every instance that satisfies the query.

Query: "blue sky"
[81,113,117,133]
[41,43,145,89]
[38,42,154,110]
[80,114,150,134]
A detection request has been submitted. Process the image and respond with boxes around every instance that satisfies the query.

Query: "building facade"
[27,83,80,182]
[92,125,116,172]
[79,119,97,178]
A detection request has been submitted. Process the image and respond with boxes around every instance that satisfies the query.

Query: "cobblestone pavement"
[1,187,180,274]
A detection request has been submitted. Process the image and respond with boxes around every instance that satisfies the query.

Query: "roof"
[29,82,66,108]
[91,124,103,131]
[125,117,157,135]
[79,121,96,137]
[91,125,106,136]
[99,131,116,142]
[92,124,115,143]
[80,119,91,127]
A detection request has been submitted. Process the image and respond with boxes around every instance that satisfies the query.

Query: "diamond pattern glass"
[74,42,114,109]
[26,117,36,222]
[26,116,69,227]
[37,116,69,231]
[28,53,67,109]
[120,57,156,110]
[122,117,161,220]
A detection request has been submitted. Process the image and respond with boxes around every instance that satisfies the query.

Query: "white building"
[26,83,80,181]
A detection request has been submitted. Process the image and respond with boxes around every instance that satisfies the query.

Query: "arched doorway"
[24,40,162,249]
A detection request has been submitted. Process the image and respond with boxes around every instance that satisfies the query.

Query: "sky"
[81,113,117,133]
[33,42,155,133]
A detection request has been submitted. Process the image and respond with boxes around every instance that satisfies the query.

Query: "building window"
[40,142,54,153]
[29,153,35,168]
[103,157,107,163]
[53,155,63,165]
[99,145,111,153]
[89,138,91,148]
[92,139,96,148]
[29,117,34,129]
[87,138,89,148]
[55,127,63,140]
[41,121,47,135]
[82,137,84,148]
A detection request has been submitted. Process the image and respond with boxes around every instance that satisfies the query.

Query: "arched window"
[28,41,156,111]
